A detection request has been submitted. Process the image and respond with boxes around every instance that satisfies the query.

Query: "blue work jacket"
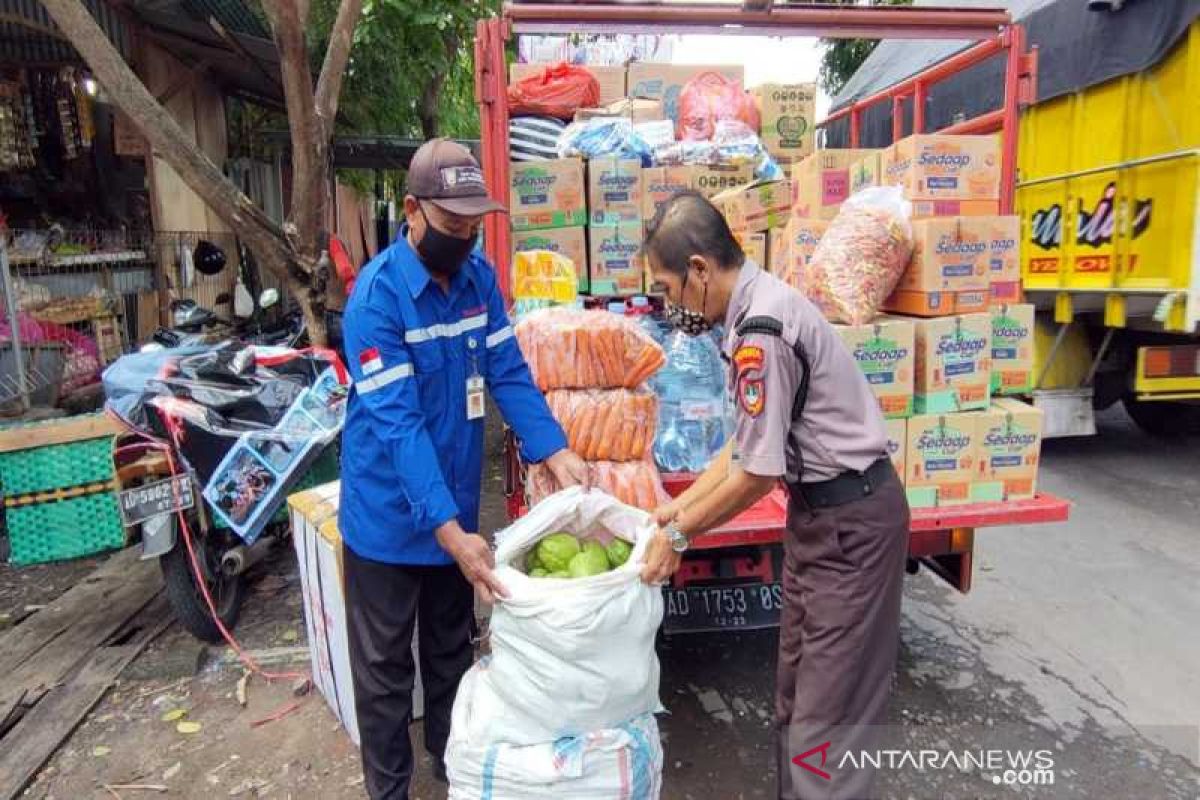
[338,229,565,565]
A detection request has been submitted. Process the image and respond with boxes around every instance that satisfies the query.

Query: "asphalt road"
[655,407,1200,799]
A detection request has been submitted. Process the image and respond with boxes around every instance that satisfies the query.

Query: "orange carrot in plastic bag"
[515,308,665,390]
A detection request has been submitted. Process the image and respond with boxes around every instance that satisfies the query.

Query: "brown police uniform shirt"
[723,261,889,484]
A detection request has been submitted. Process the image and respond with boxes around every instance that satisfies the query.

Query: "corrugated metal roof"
[0,0,132,64]
[830,0,1054,109]
[183,0,268,38]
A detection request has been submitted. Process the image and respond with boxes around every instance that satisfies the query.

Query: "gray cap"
[407,138,506,217]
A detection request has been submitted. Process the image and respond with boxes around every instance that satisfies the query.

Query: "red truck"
[478,2,1070,633]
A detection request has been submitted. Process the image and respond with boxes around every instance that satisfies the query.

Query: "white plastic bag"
[464,487,665,746]
[804,186,914,325]
[447,665,663,799]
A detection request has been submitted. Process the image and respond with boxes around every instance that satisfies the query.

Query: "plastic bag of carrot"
[515,308,666,390]
[545,388,658,462]
[527,457,669,512]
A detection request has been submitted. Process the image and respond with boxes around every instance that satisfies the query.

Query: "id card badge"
[466,375,485,420]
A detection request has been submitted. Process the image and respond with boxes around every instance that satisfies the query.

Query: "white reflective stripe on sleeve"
[485,325,514,349]
[405,313,489,344]
[356,362,413,394]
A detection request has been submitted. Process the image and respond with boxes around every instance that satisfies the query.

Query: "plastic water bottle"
[651,330,730,473]
[629,295,667,344]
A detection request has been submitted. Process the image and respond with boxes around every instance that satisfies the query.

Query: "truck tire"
[160,524,245,643]
[1122,396,1200,437]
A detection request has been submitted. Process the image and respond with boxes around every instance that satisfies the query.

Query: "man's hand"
[437,525,508,605]
[640,528,682,585]
[652,502,680,527]
[544,448,590,491]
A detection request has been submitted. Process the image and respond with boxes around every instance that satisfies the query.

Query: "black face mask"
[664,274,713,336]
[415,207,475,277]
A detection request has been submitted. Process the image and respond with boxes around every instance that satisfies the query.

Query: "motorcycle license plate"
[662,581,783,634]
[119,476,195,526]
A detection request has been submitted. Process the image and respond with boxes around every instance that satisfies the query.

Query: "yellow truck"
[831,1,1200,436]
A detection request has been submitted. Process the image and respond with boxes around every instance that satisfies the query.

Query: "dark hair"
[641,190,745,278]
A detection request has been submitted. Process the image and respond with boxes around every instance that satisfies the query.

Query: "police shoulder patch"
[738,372,765,417]
[733,344,764,374]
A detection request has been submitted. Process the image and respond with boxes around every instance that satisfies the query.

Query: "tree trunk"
[418,29,461,139]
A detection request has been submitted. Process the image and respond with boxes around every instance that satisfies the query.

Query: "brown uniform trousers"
[776,464,910,800]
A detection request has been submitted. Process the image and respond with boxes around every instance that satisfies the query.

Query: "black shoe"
[431,758,447,784]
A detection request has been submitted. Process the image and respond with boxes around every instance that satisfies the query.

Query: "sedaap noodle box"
[886,417,907,479]
[510,158,587,231]
[903,217,992,293]
[990,303,1035,395]
[910,312,992,413]
[642,166,693,222]
[512,227,588,292]
[905,412,980,507]
[588,157,644,226]
[974,398,1043,501]
[773,217,828,292]
[882,134,1000,201]
[589,222,644,296]
[985,215,1021,283]
[791,148,876,220]
[834,317,915,419]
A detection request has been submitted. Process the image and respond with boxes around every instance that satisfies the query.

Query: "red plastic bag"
[677,72,760,141]
[508,63,601,120]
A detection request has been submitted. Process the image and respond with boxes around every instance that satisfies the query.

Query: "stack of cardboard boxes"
[509,62,804,296]
[775,135,1042,509]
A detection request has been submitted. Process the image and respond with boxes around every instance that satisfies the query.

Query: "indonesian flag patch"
[359,347,383,376]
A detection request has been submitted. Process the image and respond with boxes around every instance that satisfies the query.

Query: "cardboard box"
[768,227,788,277]
[626,63,744,124]
[886,417,907,480]
[711,180,792,233]
[975,398,1043,501]
[510,158,587,231]
[290,481,424,747]
[690,163,756,198]
[791,149,877,220]
[990,281,1022,305]
[905,412,981,507]
[903,218,992,294]
[909,313,993,413]
[834,317,915,419]
[574,97,664,124]
[850,151,883,195]
[642,166,693,222]
[589,222,644,295]
[909,198,1002,219]
[510,63,626,107]
[984,215,1021,283]
[512,226,588,291]
[884,287,990,317]
[882,134,1001,201]
[588,157,644,226]
[990,303,1035,395]
[736,230,767,265]
[772,217,828,291]
[755,83,817,163]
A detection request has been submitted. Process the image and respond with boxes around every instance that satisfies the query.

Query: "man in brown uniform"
[641,192,910,799]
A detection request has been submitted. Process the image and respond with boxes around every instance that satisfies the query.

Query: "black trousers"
[343,544,475,800]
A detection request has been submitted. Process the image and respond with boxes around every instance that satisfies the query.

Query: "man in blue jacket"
[340,139,587,799]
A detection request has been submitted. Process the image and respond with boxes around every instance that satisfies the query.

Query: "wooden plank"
[0,638,152,800]
[0,414,121,454]
[0,551,161,722]
[0,548,142,676]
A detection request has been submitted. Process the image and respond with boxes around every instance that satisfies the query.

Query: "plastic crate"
[0,415,116,495]
[6,491,126,566]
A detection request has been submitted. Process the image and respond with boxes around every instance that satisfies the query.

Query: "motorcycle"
[106,341,347,642]
[146,289,307,352]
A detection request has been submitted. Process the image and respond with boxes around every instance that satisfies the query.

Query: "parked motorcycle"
[105,343,346,642]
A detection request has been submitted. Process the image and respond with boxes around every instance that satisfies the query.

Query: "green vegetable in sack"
[568,541,611,578]
[606,538,633,568]
[549,570,570,579]
[525,550,543,573]
[529,567,549,578]
[536,532,581,573]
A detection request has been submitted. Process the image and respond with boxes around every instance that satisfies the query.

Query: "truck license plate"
[119,476,195,526]
[662,581,783,633]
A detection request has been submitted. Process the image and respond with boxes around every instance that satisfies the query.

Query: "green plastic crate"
[0,417,115,495]
[6,491,126,566]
